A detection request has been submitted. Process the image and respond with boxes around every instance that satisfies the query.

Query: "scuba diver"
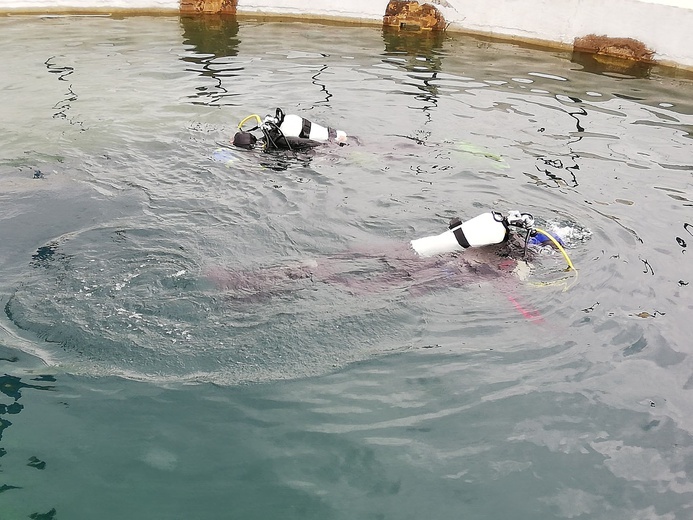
[205,210,577,298]
[232,108,349,152]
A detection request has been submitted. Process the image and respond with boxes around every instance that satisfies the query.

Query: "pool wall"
[0,0,691,69]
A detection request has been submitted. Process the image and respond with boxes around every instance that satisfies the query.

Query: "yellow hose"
[535,227,575,270]
[238,114,262,130]
[533,227,578,291]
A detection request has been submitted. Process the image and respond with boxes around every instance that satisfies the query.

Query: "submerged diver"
[232,108,349,152]
[206,210,575,298]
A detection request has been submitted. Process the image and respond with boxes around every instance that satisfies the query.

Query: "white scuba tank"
[280,114,348,143]
[410,212,509,257]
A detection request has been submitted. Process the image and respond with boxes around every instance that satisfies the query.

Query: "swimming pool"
[1,14,692,519]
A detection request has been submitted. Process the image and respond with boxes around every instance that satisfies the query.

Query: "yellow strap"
[238,114,262,130]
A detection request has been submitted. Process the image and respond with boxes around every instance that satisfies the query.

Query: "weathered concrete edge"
[1,0,691,70]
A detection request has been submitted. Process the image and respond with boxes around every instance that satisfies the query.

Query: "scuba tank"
[278,111,348,144]
[410,212,511,257]
[263,108,347,150]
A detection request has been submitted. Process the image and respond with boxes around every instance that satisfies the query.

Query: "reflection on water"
[44,55,86,131]
[180,15,240,59]
[180,15,241,106]
[381,26,445,133]
[571,50,654,79]
[531,153,581,188]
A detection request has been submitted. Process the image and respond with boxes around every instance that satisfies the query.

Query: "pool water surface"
[1,14,692,519]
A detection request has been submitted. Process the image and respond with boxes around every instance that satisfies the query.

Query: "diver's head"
[232,130,257,150]
[501,227,567,263]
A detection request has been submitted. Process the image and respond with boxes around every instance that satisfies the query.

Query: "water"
[1,14,692,519]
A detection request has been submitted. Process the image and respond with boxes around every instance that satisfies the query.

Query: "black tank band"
[448,217,470,248]
[452,227,470,248]
[300,118,312,139]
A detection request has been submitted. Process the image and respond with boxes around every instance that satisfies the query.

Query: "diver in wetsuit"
[205,210,575,297]
[232,108,348,152]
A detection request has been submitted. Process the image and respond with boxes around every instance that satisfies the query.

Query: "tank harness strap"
[491,211,510,243]
[448,217,470,248]
[300,118,312,139]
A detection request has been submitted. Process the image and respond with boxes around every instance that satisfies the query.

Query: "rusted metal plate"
[180,0,237,15]
[383,0,446,31]
[574,34,655,63]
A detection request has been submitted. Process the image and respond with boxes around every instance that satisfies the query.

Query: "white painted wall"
[433,0,692,68]
[234,0,388,21]
[0,0,178,9]
[0,0,691,67]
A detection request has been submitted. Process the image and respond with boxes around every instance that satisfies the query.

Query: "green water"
[1,14,692,519]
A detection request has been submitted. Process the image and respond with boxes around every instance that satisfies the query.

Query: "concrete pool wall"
[0,0,691,70]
